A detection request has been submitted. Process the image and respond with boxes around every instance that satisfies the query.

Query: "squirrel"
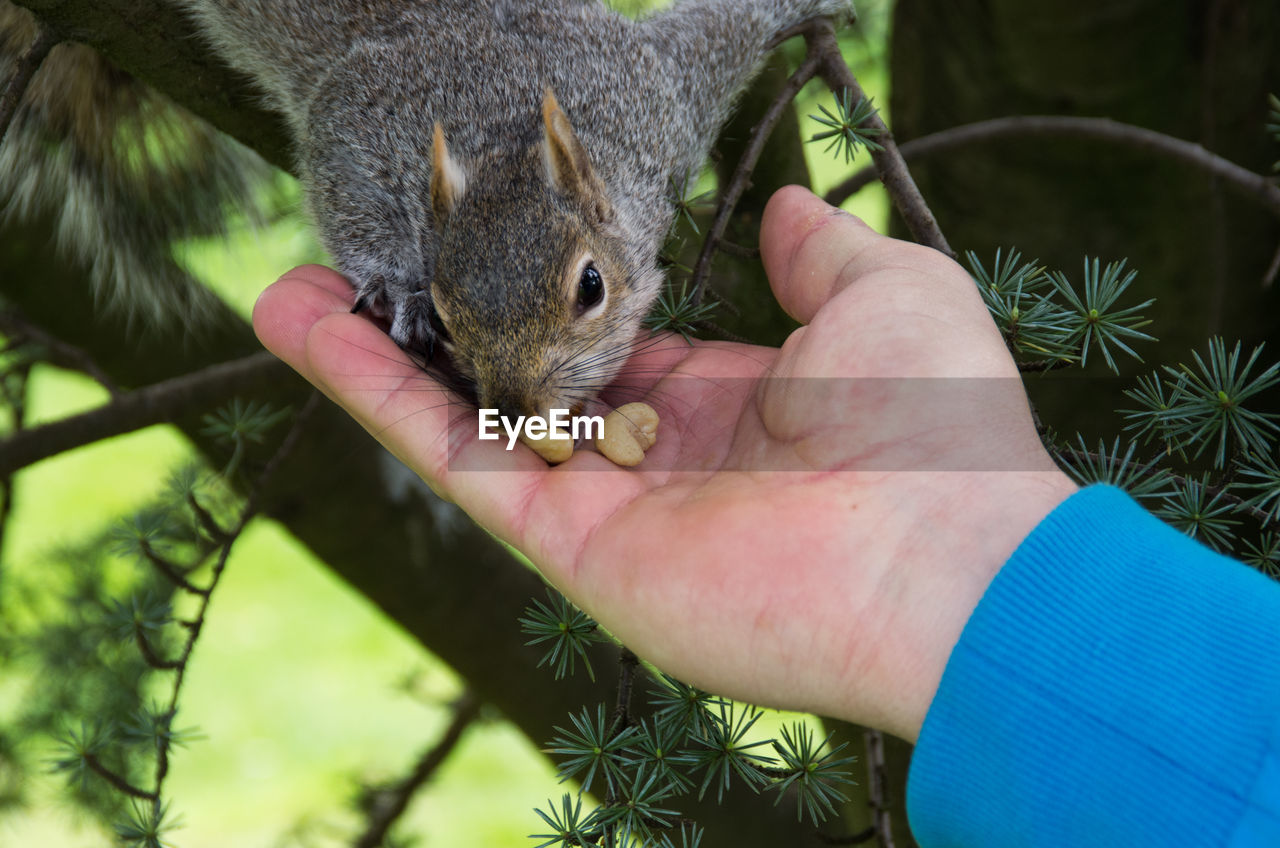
[2,0,853,420]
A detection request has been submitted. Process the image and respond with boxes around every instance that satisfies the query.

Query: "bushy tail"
[0,2,275,326]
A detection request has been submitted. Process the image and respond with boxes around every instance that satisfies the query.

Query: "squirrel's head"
[426,90,658,421]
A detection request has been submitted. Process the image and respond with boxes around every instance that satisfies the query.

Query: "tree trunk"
[890,0,1280,359]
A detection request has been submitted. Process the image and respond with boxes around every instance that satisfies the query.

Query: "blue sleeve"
[906,484,1280,847]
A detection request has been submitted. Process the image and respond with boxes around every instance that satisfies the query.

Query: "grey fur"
[10,0,854,416]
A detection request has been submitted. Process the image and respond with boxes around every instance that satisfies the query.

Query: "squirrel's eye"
[577,264,604,311]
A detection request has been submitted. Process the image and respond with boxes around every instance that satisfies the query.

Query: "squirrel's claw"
[390,289,444,363]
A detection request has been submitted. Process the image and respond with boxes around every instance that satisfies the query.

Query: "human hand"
[252,186,1076,741]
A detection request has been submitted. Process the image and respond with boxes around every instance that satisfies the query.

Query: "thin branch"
[612,647,640,733]
[1017,358,1075,373]
[0,310,121,394]
[0,361,31,558]
[716,239,761,260]
[817,826,877,845]
[151,393,320,799]
[83,753,157,801]
[603,646,642,815]
[186,492,232,544]
[824,116,1280,221]
[689,52,821,303]
[0,18,58,146]
[0,350,289,477]
[134,626,181,671]
[863,729,894,848]
[139,539,209,596]
[1263,241,1280,289]
[804,21,952,257]
[0,478,11,559]
[352,690,482,848]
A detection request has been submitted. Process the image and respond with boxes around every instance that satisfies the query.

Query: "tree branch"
[138,539,209,597]
[153,393,320,796]
[1263,241,1280,289]
[804,21,952,256]
[863,729,894,848]
[689,52,820,303]
[0,13,57,145]
[82,753,157,801]
[353,691,482,848]
[825,115,1280,221]
[134,626,181,671]
[0,350,289,477]
[10,0,290,168]
[0,309,121,393]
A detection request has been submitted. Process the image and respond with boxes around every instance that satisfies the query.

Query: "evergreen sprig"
[1242,532,1280,577]
[592,766,681,845]
[658,824,704,848]
[629,719,698,792]
[106,594,173,644]
[1238,450,1280,526]
[644,280,719,344]
[200,398,291,477]
[966,249,1075,362]
[11,397,312,840]
[1155,475,1241,551]
[1058,436,1175,502]
[670,169,716,235]
[648,674,726,738]
[1048,258,1156,373]
[520,588,608,681]
[545,704,639,795]
[530,793,596,848]
[766,723,856,826]
[1155,339,1280,469]
[120,706,203,752]
[1120,371,1183,451]
[809,89,885,163]
[50,721,112,791]
[688,703,774,802]
[114,800,180,848]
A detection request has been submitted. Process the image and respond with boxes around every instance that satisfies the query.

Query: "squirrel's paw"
[388,290,442,363]
[351,279,440,362]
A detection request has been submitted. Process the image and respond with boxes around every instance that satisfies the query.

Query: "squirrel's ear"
[541,89,613,225]
[431,123,467,226]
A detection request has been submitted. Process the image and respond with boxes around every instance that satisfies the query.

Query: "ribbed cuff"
[907,485,1280,848]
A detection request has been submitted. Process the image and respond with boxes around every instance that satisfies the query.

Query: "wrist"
[871,469,1078,741]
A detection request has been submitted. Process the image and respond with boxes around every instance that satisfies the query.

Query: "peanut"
[596,402,660,467]
[519,427,574,464]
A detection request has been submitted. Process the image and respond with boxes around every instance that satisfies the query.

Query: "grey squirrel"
[3,0,853,419]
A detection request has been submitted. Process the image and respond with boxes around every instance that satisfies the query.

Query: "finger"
[254,267,654,574]
[253,265,357,386]
[299,302,648,558]
[761,185,961,325]
[759,186,873,323]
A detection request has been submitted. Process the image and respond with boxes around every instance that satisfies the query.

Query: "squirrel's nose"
[485,391,534,422]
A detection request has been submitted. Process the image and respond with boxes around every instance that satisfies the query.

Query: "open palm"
[253,186,1075,740]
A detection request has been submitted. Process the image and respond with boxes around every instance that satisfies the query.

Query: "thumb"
[760,185,889,324]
